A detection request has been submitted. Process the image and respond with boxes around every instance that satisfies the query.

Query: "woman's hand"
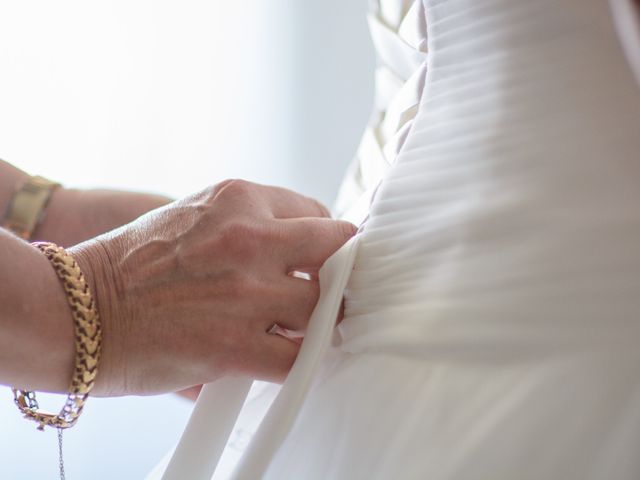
[71,180,356,397]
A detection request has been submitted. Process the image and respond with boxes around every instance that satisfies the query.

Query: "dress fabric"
[152,0,640,478]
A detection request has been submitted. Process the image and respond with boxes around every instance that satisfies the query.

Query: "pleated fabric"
[152,0,640,478]
[335,0,427,225]
[262,0,640,478]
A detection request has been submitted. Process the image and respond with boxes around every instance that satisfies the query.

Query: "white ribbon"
[152,235,361,480]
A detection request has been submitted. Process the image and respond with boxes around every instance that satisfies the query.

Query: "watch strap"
[2,175,60,240]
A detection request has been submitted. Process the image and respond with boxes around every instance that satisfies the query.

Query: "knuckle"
[217,179,236,189]
[205,179,254,204]
[311,199,331,218]
[202,180,232,202]
[222,178,253,197]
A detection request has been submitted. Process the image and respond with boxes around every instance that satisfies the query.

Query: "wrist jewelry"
[12,242,102,479]
[13,242,102,429]
[2,174,60,240]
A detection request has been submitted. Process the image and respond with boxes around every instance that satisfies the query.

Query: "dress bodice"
[340,0,640,359]
[273,1,640,477]
[334,0,427,224]
[153,2,640,478]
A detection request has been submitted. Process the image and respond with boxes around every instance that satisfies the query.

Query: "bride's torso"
[153,2,640,478]
[263,0,640,478]
[338,0,640,358]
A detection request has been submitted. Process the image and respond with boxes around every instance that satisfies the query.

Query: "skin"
[0,160,356,397]
[0,160,171,247]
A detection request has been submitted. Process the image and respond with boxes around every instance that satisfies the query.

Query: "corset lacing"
[335,0,428,220]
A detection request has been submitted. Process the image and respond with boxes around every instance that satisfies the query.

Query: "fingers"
[256,274,319,332]
[259,184,331,219]
[192,179,353,385]
[248,284,347,383]
[251,334,301,383]
[277,217,358,269]
[213,180,331,219]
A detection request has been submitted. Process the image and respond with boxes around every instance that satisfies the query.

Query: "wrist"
[14,242,104,430]
[69,234,128,396]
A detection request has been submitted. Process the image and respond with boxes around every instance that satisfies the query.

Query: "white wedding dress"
[150,0,640,478]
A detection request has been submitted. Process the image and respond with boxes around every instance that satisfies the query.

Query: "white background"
[0,1,374,478]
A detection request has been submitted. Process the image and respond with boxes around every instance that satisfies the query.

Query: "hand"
[71,180,356,397]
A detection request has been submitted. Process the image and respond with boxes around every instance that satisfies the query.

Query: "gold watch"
[2,175,60,240]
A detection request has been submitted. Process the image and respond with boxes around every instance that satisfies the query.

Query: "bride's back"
[267,0,640,478]
[154,1,640,478]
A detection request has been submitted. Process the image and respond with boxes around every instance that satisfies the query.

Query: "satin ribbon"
[150,1,428,478]
[154,235,361,480]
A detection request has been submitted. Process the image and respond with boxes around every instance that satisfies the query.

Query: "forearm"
[0,160,168,393]
[0,159,171,246]
[0,228,75,392]
[34,187,171,246]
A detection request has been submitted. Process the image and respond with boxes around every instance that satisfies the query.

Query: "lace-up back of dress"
[334,0,427,222]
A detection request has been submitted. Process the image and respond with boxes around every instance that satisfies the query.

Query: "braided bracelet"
[12,242,102,430]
